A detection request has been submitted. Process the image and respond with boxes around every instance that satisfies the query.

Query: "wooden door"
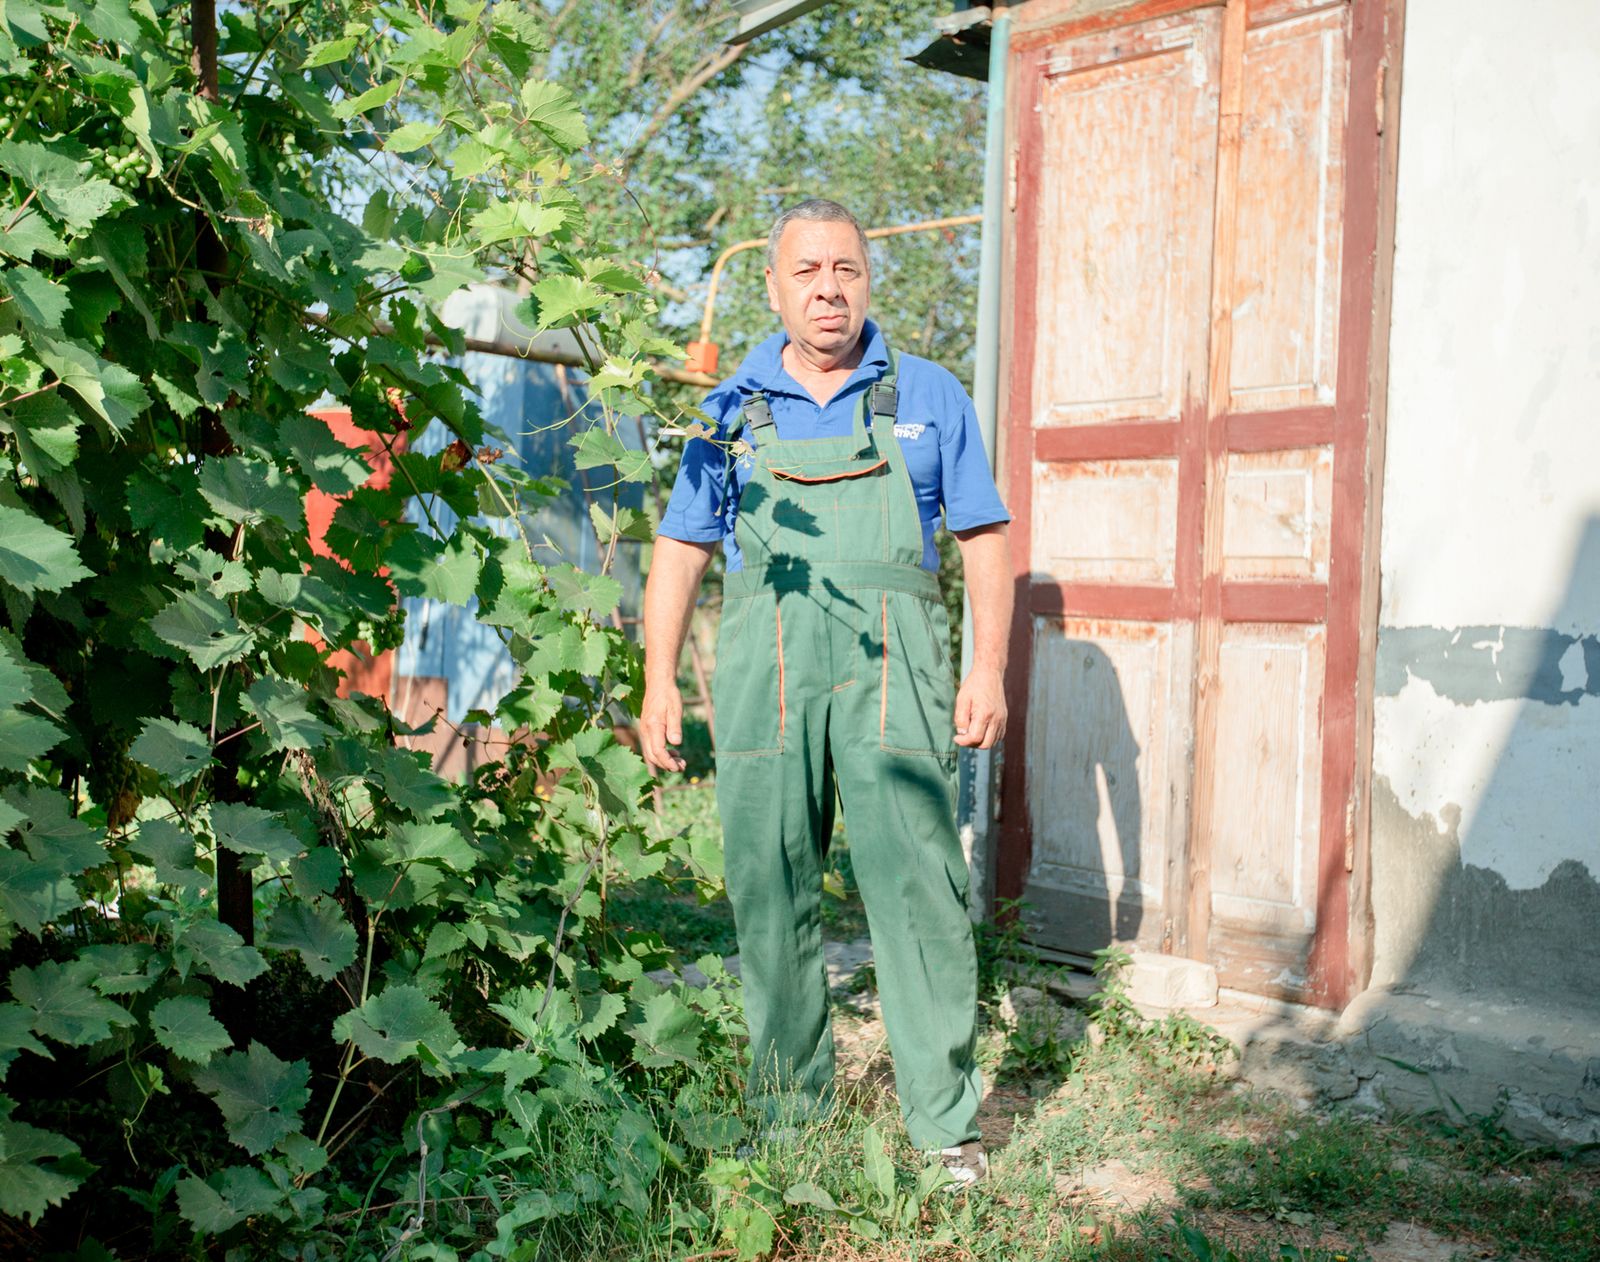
[1000,0,1392,1008]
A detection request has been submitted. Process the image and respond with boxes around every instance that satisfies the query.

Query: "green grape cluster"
[90,141,151,190]
[83,731,144,831]
[0,89,33,135]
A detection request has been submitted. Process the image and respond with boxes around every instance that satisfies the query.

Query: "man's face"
[765,218,871,362]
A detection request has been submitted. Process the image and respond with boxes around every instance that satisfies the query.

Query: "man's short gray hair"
[766,199,871,271]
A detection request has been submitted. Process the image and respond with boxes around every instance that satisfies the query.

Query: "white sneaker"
[936,1140,988,1188]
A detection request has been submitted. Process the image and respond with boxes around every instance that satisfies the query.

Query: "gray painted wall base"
[1180,985,1600,1148]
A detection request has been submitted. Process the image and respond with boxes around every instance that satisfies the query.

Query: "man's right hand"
[641,682,687,773]
[641,535,715,776]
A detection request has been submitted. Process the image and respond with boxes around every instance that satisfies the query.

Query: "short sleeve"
[658,386,737,543]
[938,383,1011,532]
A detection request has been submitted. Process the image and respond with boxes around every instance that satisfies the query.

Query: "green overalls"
[713,349,982,1151]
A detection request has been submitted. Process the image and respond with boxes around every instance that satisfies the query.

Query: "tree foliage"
[0,0,742,1252]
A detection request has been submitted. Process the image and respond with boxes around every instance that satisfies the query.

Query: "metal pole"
[959,5,1011,922]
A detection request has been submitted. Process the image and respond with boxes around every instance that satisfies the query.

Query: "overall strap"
[869,347,900,423]
[854,345,899,447]
[737,391,776,450]
[741,391,775,433]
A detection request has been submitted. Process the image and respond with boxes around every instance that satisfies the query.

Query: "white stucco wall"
[1370,0,1600,991]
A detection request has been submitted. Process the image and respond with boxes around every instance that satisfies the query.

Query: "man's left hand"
[954,665,1006,749]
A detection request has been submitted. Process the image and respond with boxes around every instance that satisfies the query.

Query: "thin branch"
[620,40,746,169]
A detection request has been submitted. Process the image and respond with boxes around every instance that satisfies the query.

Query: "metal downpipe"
[960,6,1012,921]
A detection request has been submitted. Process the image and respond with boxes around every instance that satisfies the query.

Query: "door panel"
[1207,623,1326,931]
[1005,7,1223,961]
[1032,459,1181,584]
[1221,448,1333,582]
[1229,6,1349,411]
[1031,19,1220,427]
[1022,618,1178,953]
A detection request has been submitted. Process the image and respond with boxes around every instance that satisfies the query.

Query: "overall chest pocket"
[711,592,784,757]
[755,455,892,565]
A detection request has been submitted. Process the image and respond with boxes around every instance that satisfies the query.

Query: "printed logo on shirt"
[893,422,926,441]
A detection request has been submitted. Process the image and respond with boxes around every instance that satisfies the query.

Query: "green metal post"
[959,5,1012,920]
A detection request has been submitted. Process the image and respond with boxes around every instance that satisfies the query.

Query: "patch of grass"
[610,883,742,962]
[607,828,1600,1262]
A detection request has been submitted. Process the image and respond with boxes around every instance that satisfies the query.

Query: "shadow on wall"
[1001,536,1600,1144]
[1015,614,1146,958]
[1347,514,1600,1142]
[1370,515,1600,1001]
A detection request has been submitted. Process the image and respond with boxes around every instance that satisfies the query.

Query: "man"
[640,199,1012,1185]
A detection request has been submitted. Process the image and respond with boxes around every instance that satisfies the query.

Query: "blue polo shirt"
[659,320,1010,571]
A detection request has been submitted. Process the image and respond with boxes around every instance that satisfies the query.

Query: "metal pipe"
[451,329,717,387]
[959,5,1011,922]
[308,310,719,388]
[970,11,1010,471]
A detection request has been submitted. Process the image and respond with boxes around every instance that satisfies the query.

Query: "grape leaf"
[388,821,477,871]
[278,413,372,496]
[127,818,205,890]
[0,506,91,597]
[496,678,563,732]
[384,121,442,154]
[530,274,606,330]
[79,944,157,996]
[588,502,654,545]
[175,1164,285,1233]
[288,847,343,900]
[126,464,210,549]
[469,199,566,246]
[243,678,334,751]
[149,590,255,671]
[547,565,621,619]
[7,960,133,1047]
[211,802,303,864]
[569,426,650,481]
[0,264,69,333]
[331,983,462,1066]
[172,547,251,600]
[33,339,148,432]
[377,747,454,820]
[129,716,214,784]
[385,530,482,605]
[6,784,106,875]
[150,995,231,1063]
[0,853,77,936]
[519,80,589,152]
[197,456,305,530]
[194,1042,310,1156]
[0,1111,86,1225]
[332,78,400,119]
[0,1004,48,1076]
[262,899,357,981]
[0,707,63,776]
[6,393,79,477]
[301,35,357,69]
[174,919,268,988]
